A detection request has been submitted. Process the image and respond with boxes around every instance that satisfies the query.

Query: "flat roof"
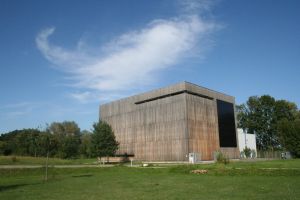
[101,81,235,107]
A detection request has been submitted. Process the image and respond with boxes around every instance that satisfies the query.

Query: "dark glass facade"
[217,99,237,147]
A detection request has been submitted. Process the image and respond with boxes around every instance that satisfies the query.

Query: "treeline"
[0,121,94,158]
[237,95,300,157]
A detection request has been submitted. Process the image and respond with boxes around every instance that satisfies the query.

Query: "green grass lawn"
[0,156,97,165]
[0,159,299,200]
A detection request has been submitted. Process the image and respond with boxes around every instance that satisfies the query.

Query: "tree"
[39,132,57,181]
[47,121,80,137]
[236,104,249,130]
[0,141,7,155]
[79,130,93,158]
[237,95,277,150]
[37,132,58,157]
[60,136,80,158]
[274,100,298,122]
[237,95,298,150]
[61,121,81,137]
[15,129,41,156]
[277,119,300,158]
[47,122,64,135]
[47,121,81,158]
[91,121,119,162]
[0,129,42,156]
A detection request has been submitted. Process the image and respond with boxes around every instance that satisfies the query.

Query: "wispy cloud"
[0,102,34,109]
[5,111,27,118]
[0,101,96,121]
[36,0,218,102]
[178,0,216,14]
[0,102,43,119]
[69,91,124,103]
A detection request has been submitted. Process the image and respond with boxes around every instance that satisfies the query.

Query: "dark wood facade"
[100,82,239,161]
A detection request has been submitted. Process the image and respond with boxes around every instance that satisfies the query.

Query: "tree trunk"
[45,151,49,181]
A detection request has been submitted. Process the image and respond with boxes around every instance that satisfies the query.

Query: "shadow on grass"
[71,174,93,178]
[0,182,40,192]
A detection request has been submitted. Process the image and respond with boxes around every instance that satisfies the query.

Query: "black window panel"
[217,100,237,147]
[135,90,213,104]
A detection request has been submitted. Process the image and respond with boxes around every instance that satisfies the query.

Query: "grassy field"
[0,156,97,165]
[0,159,299,200]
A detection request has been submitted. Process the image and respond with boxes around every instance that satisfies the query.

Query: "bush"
[11,156,17,162]
[243,147,252,158]
[216,151,230,164]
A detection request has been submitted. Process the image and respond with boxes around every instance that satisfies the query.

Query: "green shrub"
[216,151,229,164]
[243,147,252,158]
[11,156,17,162]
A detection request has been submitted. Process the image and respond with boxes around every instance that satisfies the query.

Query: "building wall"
[100,84,189,161]
[186,94,219,160]
[237,128,257,154]
[100,82,239,161]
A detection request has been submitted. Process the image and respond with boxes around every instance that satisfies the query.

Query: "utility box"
[189,152,200,163]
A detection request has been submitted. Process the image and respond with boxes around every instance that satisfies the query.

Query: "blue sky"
[0,0,299,133]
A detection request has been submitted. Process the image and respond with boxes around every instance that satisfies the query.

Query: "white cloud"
[6,111,27,118]
[0,102,33,109]
[179,0,215,14]
[69,91,125,104]
[36,1,218,102]
[69,91,93,103]
[0,102,43,119]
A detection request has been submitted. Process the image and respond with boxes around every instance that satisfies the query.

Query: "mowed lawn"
[0,156,97,165]
[0,159,300,200]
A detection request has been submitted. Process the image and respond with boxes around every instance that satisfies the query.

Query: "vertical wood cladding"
[186,94,219,160]
[100,82,239,161]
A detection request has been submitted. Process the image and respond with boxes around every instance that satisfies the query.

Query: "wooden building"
[100,82,239,161]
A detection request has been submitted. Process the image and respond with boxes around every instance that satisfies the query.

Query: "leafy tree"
[61,121,81,137]
[47,122,64,135]
[79,130,93,158]
[0,130,22,155]
[47,121,80,137]
[15,129,41,156]
[0,141,7,155]
[47,121,81,158]
[0,129,43,156]
[0,122,80,159]
[296,111,300,120]
[60,136,80,158]
[277,119,300,158]
[237,95,277,150]
[91,121,119,161]
[38,132,58,156]
[35,132,57,157]
[274,100,298,122]
[237,95,298,150]
[236,104,249,130]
